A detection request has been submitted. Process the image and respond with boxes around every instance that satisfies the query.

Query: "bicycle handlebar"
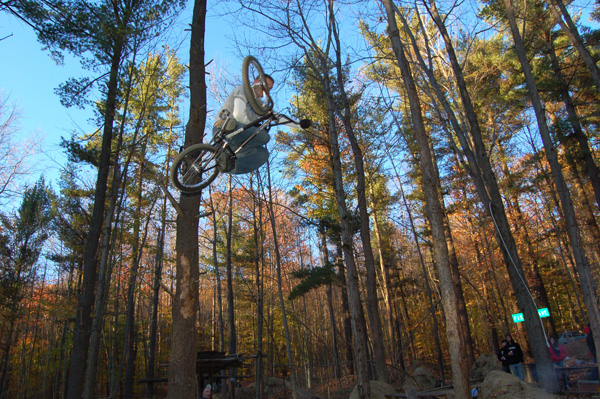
[241,111,311,131]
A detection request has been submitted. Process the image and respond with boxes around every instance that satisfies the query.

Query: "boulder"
[402,366,438,391]
[563,339,593,361]
[480,370,559,399]
[470,354,502,379]
[264,377,291,389]
[348,380,398,399]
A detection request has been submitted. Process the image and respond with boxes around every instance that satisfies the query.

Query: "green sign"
[512,308,551,323]
[512,313,525,323]
[538,308,550,318]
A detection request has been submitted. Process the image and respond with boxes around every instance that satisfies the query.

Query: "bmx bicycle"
[170,55,311,194]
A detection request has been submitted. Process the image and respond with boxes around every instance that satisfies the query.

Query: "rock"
[470,354,502,379]
[348,380,398,399]
[563,339,593,361]
[264,376,291,389]
[480,370,559,399]
[402,366,438,391]
[297,387,321,399]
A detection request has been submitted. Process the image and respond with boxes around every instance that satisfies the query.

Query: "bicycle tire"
[242,55,273,116]
[170,143,221,193]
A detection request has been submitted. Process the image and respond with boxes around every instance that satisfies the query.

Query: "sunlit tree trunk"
[225,177,236,399]
[544,30,600,214]
[498,147,557,338]
[503,0,600,380]
[318,225,342,379]
[329,1,387,382]
[334,239,355,376]
[546,0,600,90]
[390,0,557,388]
[146,191,167,399]
[167,0,206,396]
[67,38,124,399]
[383,2,470,395]
[252,174,265,399]
[266,163,299,399]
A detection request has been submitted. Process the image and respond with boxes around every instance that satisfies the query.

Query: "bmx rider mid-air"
[213,74,275,174]
[169,56,310,194]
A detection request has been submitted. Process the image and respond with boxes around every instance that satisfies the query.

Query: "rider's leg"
[230,146,269,174]
[230,125,270,147]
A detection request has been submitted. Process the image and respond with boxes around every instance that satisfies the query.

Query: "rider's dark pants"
[217,125,270,174]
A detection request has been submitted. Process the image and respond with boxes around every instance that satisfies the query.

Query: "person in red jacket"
[549,336,569,390]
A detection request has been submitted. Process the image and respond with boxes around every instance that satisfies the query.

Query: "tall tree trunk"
[252,175,265,399]
[390,0,558,389]
[396,150,445,380]
[545,30,600,214]
[329,0,387,382]
[498,147,557,338]
[146,195,166,399]
[503,0,600,380]
[66,40,124,399]
[334,239,355,376]
[432,131,475,367]
[383,3,470,395]
[83,164,122,399]
[124,171,153,399]
[167,0,206,396]
[226,178,236,399]
[318,225,342,379]
[370,209,397,368]
[266,164,299,399]
[325,88,370,399]
[546,0,600,91]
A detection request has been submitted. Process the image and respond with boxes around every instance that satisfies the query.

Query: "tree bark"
[67,40,124,399]
[266,164,299,399]
[546,0,600,91]
[503,0,600,380]
[545,30,600,213]
[390,0,558,389]
[383,2,470,396]
[226,178,236,399]
[167,0,206,396]
[329,0,387,382]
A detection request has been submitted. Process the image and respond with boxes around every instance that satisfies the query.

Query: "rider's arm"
[219,85,254,125]
[232,96,248,123]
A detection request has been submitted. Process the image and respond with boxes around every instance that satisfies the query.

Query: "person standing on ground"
[497,340,511,373]
[548,336,569,389]
[202,384,212,398]
[585,325,596,363]
[584,324,599,379]
[505,333,525,380]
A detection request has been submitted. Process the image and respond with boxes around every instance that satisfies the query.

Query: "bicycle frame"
[217,111,299,159]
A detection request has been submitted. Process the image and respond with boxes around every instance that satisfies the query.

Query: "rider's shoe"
[216,152,235,173]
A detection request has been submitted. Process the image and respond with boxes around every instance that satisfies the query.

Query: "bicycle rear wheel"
[242,55,273,116]
[170,144,221,193]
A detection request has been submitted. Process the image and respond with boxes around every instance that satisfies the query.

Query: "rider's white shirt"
[218,85,260,125]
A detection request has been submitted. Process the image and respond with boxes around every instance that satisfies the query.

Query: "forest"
[1,0,600,397]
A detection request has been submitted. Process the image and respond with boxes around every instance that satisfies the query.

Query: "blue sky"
[0,4,243,196]
[2,0,598,201]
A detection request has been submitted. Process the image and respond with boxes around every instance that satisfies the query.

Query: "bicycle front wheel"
[170,144,221,194]
[242,55,273,116]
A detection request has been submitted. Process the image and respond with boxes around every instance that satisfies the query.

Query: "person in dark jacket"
[505,334,524,380]
[497,339,511,373]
